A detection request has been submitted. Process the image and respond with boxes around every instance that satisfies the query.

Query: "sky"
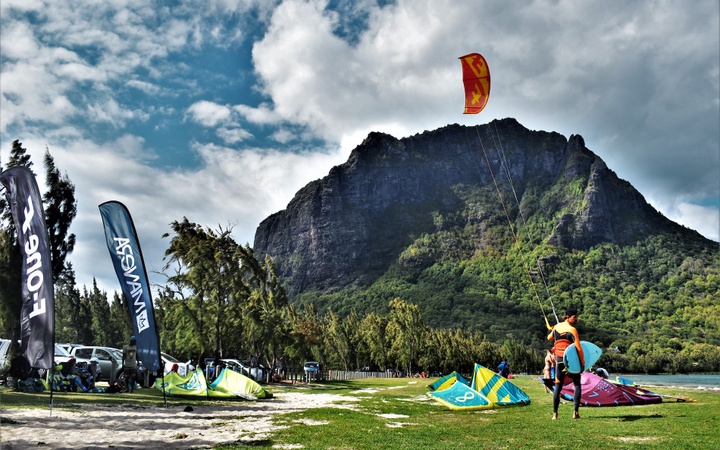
[1,0,718,296]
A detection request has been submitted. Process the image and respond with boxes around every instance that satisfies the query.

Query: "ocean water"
[616,373,720,390]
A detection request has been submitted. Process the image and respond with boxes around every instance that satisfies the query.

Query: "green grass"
[230,376,719,450]
[0,383,249,410]
[2,376,718,449]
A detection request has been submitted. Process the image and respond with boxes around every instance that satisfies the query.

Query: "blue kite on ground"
[428,364,530,411]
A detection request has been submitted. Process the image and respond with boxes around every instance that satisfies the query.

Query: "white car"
[221,358,264,382]
[0,339,72,369]
[0,339,11,371]
[53,344,73,365]
[160,352,190,377]
[57,343,83,354]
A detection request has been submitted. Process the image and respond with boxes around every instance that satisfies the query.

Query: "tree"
[159,219,248,362]
[241,251,292,376]
[386,298,427,375]
[86,280,112,346]
[359,312,390,370]
[107,291,131,348]
[284,303,324,373]
[322,309,361,371]
[54,264,91,344]
[0,229,22,339]
[42,149,76,281]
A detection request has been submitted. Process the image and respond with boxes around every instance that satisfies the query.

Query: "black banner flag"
[0,167,55,369]
[99,201,161,372]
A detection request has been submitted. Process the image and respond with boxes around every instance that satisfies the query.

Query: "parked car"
[161,352,190,377]
[1,339,72,370]
[221,358,265,382]
[304,361,320,372]
[145,352,191,385]
[57,343,83,354]
[304,361,321,381]
[71,346,124,381]
[53,344,73,365]
[0,339,12,372]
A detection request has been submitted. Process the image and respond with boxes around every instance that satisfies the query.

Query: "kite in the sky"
[459,53,491,114]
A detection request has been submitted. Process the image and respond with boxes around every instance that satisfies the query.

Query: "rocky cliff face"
[253,118,700,296]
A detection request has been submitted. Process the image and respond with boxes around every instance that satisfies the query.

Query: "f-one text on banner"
[0,167,55,369]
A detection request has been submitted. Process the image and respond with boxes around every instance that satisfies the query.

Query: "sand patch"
[0,392,358,449]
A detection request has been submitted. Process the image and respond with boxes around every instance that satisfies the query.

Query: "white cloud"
[186,101,234,127]
[673,203,720,242]
[269,128,296,144]
[649,196,720,243]
[217,127,254,144]
[234,103,279,125]
[126,79,162,95]
[1,0,717,297]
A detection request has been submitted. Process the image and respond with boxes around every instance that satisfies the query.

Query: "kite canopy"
[155,367,272,399]
[470,364,530,406]
[557,372,662,407]
[427,364,530,411]
[459,53,491,114]
[428,371,469,392]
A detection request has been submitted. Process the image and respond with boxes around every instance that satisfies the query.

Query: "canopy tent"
[427,364,530,411]
[155,367,272,399]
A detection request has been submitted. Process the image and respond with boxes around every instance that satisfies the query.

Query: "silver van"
[71,346,123,381]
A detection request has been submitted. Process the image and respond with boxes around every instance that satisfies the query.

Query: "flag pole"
[162,372,167,407]
[49,379,54,417]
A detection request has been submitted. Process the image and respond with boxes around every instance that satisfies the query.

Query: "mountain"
[252,119,719,351]
[254,118,710,297]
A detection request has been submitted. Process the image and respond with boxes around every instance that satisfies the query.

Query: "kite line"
[459,52,560,329]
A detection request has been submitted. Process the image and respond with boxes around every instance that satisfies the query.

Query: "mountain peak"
[254,119,709,296]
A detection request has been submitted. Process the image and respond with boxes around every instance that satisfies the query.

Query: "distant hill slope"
[254,118,710,298]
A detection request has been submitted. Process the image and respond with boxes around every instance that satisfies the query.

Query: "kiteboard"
[563,341,602,374]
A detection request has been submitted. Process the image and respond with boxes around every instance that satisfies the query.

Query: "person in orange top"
[547,306,584,420]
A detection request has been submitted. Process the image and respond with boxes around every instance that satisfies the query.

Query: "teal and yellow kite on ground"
[427,364,530,411]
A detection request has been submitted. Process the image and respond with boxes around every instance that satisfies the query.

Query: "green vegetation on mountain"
[252,120,719,374]
[296,231,719,373]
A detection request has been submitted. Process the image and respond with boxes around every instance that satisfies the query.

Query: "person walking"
[547,307,584,420]
[122,336,138,393]
[542,349,556,393]
[497,358,510,378]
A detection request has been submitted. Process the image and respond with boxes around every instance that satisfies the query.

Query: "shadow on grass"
[271,380,362,392]
[609,413,665,422]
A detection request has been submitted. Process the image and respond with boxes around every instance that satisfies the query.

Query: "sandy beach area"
[0,390,360,449]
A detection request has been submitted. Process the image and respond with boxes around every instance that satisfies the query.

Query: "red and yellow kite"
[459,53,491,114]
